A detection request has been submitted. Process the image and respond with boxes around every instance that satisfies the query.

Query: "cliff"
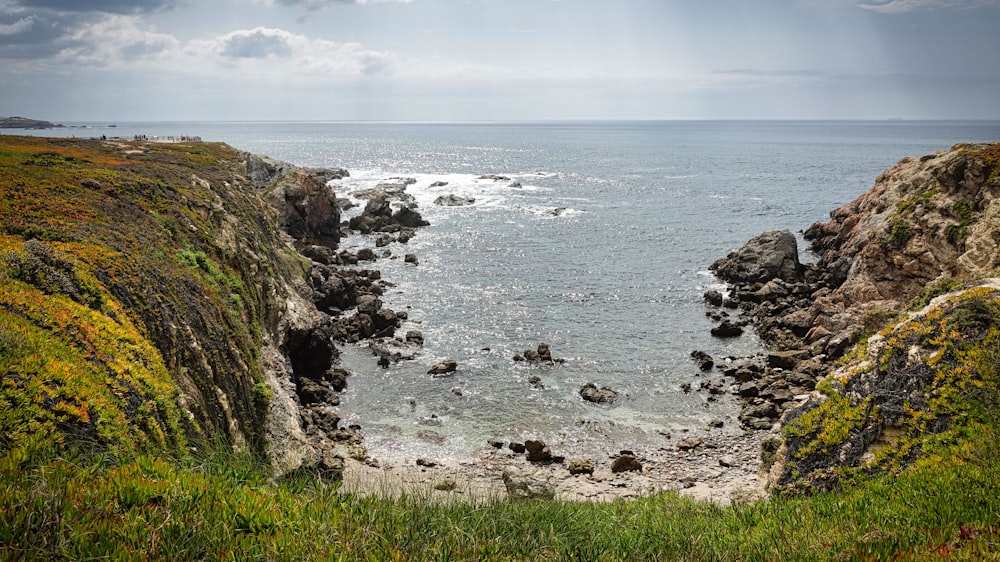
[0,136,362,476]
[712,142,1000,493]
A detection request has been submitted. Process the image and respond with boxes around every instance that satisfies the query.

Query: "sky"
[1,0,999,121]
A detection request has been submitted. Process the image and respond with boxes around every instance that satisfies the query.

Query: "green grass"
[1,439,998,561]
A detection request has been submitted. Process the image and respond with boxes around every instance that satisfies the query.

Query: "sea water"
[20,120,1000,460]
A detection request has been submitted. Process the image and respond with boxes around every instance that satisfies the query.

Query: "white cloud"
[858,0,1000,13]
[54,14,178,64]
[187,27,393,77]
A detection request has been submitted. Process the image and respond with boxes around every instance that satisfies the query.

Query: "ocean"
[18,120,1000,461]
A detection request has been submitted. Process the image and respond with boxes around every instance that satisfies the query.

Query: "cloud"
[189,27,393,76]
[0,14,33,35]
[858,0,1000,13]
[220,28,293,58]
[54,14,178,64]
[0,0,180,59]
[7,0,180,14]
[266,0,412,10]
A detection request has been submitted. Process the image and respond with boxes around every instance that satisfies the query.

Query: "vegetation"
[1,433,998,560]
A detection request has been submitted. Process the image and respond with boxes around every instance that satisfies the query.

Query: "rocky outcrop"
[710,143,1000,436]
[434,194,476,206]
[711,143,1000,493]
[263,170,342,249]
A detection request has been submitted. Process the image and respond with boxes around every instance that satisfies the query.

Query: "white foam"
[332,169,577,222]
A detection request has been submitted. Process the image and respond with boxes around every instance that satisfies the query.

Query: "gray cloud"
[0,0,180,59]
[10,0,180,14]
[858,0,1000,13]
[221,28,293,58]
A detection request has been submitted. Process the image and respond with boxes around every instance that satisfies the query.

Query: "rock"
[509,442,526,454]
[429,181,449,187]
[478,174,510,181]
[737,382,759,397]
[524,439,552,462]
[719,455,737,468]
[704,290,724,307]
[326,368,350,392]
[487,439,505,449]
[711,320,744,338]
[263,170,342,249]
[711,229,802,284]
[434,194,476,206]
[767,349,810,370]
[404,254,419,265]
[356,248,377,261]
[708,418,725,429]
[690,350,715,371]
[427,360,458,376]
[375,234,393,248]
[580,383,618,404]
[566,458,595,475]
[296,378,337,406]
[676,437,704,451]
[405,330,424,346]
[433,479,457,492]
[536,343,553,362]
[416,458,438,468]
[392,206,430,228]
[502,469,555,500]
[610,453,643,473]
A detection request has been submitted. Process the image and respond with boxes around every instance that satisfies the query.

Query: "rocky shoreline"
[248,152,773,503]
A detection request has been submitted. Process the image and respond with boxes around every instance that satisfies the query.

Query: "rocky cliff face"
[712,142,1000,493]
[0,136,368,477]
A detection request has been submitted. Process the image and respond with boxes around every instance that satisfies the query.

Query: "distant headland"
[0,116,63,129]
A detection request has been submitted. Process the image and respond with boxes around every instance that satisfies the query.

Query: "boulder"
[610,452,643,473]
[427,360,458,376]
[704,290,724,307]
[502,469,555,500]
[690,350,715,371]
[711,229,802,284]
[524,439,552,462]
[566,458,595,475]
[711,320,744,338]
[392,206,430,228]
[434,194,476,207]
[676,437,704,451]
[580,383,618,404]
[405,330,424,346]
